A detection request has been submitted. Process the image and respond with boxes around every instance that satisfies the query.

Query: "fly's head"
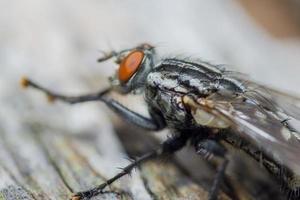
[102,43,156,94]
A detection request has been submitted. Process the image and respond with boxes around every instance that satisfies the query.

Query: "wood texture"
[0,118,231,200]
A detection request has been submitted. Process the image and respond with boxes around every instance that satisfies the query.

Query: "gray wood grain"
[0,119,231,200]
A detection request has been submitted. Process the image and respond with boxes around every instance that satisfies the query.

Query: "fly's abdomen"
[224,132,300,199]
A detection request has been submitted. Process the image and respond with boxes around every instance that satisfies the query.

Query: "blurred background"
[0,0,300,199]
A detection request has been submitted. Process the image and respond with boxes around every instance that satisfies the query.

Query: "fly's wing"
[186,94,300,173]
[244,83,300,121]
[224,71,300,121]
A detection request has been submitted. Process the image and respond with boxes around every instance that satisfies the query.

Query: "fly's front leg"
[20,77,165,131]
[101,99,165,130]
[71,133,189,200]
[195,139,228,200]
[20,77,111,104]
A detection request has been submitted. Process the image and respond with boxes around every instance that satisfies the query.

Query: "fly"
[20,43,300,200]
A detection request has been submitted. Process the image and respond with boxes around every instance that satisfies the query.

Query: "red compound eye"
[118,50,144,83]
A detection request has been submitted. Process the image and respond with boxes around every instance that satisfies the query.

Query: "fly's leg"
[196,139,226,160]
[209,159,229,200]
[20,77,111,104]
[105,101,166,130]
[20,78,165,130]
[71,133,189,200]
[195,139,228,200]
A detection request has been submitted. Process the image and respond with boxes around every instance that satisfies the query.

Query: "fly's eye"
[118,50,144,83]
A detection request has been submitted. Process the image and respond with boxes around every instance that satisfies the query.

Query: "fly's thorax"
[146,58,246,97]
[145,86,193,128]
[146,64,217,97]
[144,58,245,128]
[144,67,213,128]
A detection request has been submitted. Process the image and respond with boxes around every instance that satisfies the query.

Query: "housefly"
[21,43,300,200]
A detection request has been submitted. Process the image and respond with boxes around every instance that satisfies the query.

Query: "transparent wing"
[224,71,300,121]
[188,94,300,173]
[245,82,300,121]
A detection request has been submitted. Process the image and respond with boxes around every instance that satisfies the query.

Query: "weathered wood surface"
[0,110,230,200]
[0,0,300,200]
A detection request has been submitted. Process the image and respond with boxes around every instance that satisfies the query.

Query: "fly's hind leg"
[195,139,228,200]
[71,133,189,200]
[209,159,229,200]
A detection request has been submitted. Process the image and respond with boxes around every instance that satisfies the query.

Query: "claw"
[47,94,56,103]
[70,193,82,200]
[70,187,105,200]
[20,76,30,88]
[70,192,91,200]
